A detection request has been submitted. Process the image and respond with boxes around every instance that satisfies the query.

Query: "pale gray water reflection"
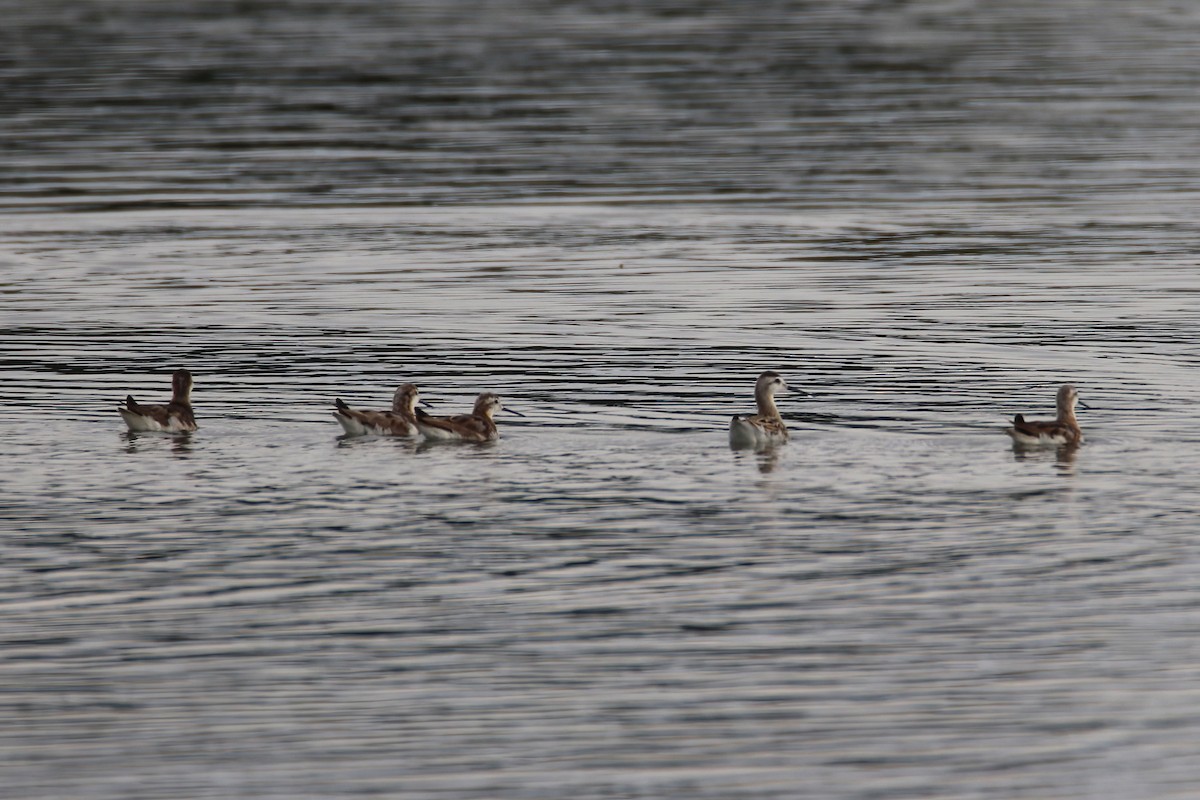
[4,1,1200,799]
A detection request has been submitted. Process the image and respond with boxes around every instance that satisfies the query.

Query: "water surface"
[4,2,1200,798]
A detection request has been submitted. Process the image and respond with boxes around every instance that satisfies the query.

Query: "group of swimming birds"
[117,369,522,443]
[117,369,1088,448]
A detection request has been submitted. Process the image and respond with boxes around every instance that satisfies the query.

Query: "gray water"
[4,2,1200,798]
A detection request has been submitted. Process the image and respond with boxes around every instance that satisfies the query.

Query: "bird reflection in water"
[731,444,782,474]
[121,430,194,457]
[1011,441,1078,474]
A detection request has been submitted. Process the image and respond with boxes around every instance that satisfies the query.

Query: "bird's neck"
[756,388,780,419]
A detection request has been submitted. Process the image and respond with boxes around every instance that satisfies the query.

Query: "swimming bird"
[729,370,793,449]
[1006,384,1086,446]
[333,383,426,437]
[118,369,197,432]
[413,391,523,442]
[333,383,432,438]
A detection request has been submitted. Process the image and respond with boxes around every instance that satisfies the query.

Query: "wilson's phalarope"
[118,369,197,432]
[413,391,523,442]
[333,383,426,437]
[1006,384,1086,447]
[729,370,794,449]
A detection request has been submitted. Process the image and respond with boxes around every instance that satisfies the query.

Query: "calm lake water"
[4,2,1200,798]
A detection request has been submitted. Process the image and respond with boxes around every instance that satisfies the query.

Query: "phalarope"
[1006,384,1086,447]
[729,371,793,449]
[413,391,523,442]
[333,383,426,437]
[117,369,197,432]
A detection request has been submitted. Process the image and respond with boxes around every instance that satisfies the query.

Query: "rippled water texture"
[4,2,1200,798]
